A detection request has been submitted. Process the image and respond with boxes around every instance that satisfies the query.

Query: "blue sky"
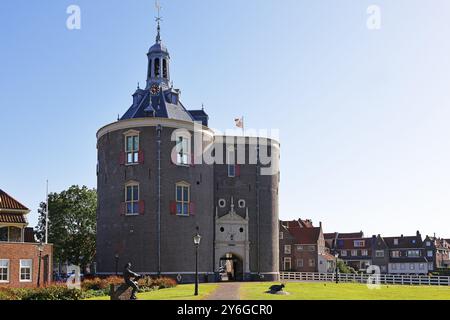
[1,0,450,238]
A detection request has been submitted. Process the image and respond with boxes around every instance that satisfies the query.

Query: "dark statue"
[124,262,141,300]
[268,284,285,294]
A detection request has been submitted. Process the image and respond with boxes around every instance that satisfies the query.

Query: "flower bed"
[0,276,177,300]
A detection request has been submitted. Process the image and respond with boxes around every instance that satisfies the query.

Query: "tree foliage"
[35,185,96,270]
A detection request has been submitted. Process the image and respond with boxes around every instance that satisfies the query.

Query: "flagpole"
[242,116,245,136]
[45,180,49,244]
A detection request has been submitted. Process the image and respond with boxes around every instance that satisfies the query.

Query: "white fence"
[280,272,450,286]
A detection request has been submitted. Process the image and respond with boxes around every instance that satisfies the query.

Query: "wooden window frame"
[19,259,32,283]
[176,182,190,216]
[125,182,140,216]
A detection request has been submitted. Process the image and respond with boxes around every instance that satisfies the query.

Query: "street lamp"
[193,231,202,296]
[334,252,339,284]
[37,242,44,287]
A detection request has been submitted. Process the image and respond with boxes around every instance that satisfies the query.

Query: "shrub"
[20,285,83,301]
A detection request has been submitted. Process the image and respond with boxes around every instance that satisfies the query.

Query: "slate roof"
[335,237,373,250]
[324,232,364,240]
[0,189,29,211]
[384,234,423,249]
[121,88,208,125]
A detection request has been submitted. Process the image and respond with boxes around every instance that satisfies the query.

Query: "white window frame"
[124,130,140,165]
[296,259,303,268]
[176,181,190,216]
[341,250,347,257]
[279,232,283,240]
[176,135,190,166]
[391,250,400,258]
[394,239,399,245]
[375,250,384,257]
[427,250,433,257]
[361,249,369,256]
[283,257,291,271]
[296,245,303,251]
[0,259,9,283]
[351,250,358,257]
[19,259,32,283]
[284,245,291,255]
[354,240,365,247]
[309,259,315,267]
[125,182,140,215]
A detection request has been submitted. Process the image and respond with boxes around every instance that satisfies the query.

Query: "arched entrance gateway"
[219,253,244,281]
[215,197,250,281]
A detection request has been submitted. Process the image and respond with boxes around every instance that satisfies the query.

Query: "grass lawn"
[85,284,218,300]
[240,282,450,300]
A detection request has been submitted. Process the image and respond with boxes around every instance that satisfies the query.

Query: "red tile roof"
[0,213,27,224]
[288,226,322,244]
[0,189,29,211]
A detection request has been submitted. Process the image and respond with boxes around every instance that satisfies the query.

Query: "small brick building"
[0,189,53,288]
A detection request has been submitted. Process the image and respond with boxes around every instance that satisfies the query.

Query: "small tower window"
[163,59,168,78]
[176,136,190,165]
[154,58,160,77]
[125,183,140,215]
[125,135,139,164]
[176,182,190,216]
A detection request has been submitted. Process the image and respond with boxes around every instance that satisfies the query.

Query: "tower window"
[125,183,140,215]
[154,58,160,77]
[163,59,168,78]
[176,136,190,165]
[176,182,190,216]
[227,147,236,177]
[148,59,152,78]
[125,135,139,164]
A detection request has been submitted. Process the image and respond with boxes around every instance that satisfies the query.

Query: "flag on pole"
[235,117,244,129]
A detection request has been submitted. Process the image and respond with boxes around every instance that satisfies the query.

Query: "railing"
[280,272,450,286]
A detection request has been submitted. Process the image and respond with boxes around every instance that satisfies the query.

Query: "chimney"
[417,230,421,237]
[319,221,322,229]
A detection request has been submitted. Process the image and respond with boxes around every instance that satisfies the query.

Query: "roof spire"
[155,0,162,43]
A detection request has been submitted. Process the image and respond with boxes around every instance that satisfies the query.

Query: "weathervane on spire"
[155,0,162,43]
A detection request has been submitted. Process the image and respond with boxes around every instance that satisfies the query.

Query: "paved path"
[205,282,241,300]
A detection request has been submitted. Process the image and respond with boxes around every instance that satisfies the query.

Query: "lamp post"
[334,252,339,284]
[193,231,202,296]
[115,254,120,275]
[37,242,44,287]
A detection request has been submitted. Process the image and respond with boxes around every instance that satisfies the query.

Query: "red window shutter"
[119,152,126,165]
[138,150,144,164]
[236,165,241,177]
[139,200,145,215]
[189,202,195,216]
[170,201,177,215]
[120,202,126,216]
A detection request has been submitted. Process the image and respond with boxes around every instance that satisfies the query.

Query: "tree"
[35,185,97,272]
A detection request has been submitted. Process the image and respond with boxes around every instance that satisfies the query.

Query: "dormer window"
[394,239,399,245]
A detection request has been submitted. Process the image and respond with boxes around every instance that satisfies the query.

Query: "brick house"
[334,237,373,271]
[384,231,430,274]
[424,235,450,270]
[279,219,335,273]
[0,189,53,288]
